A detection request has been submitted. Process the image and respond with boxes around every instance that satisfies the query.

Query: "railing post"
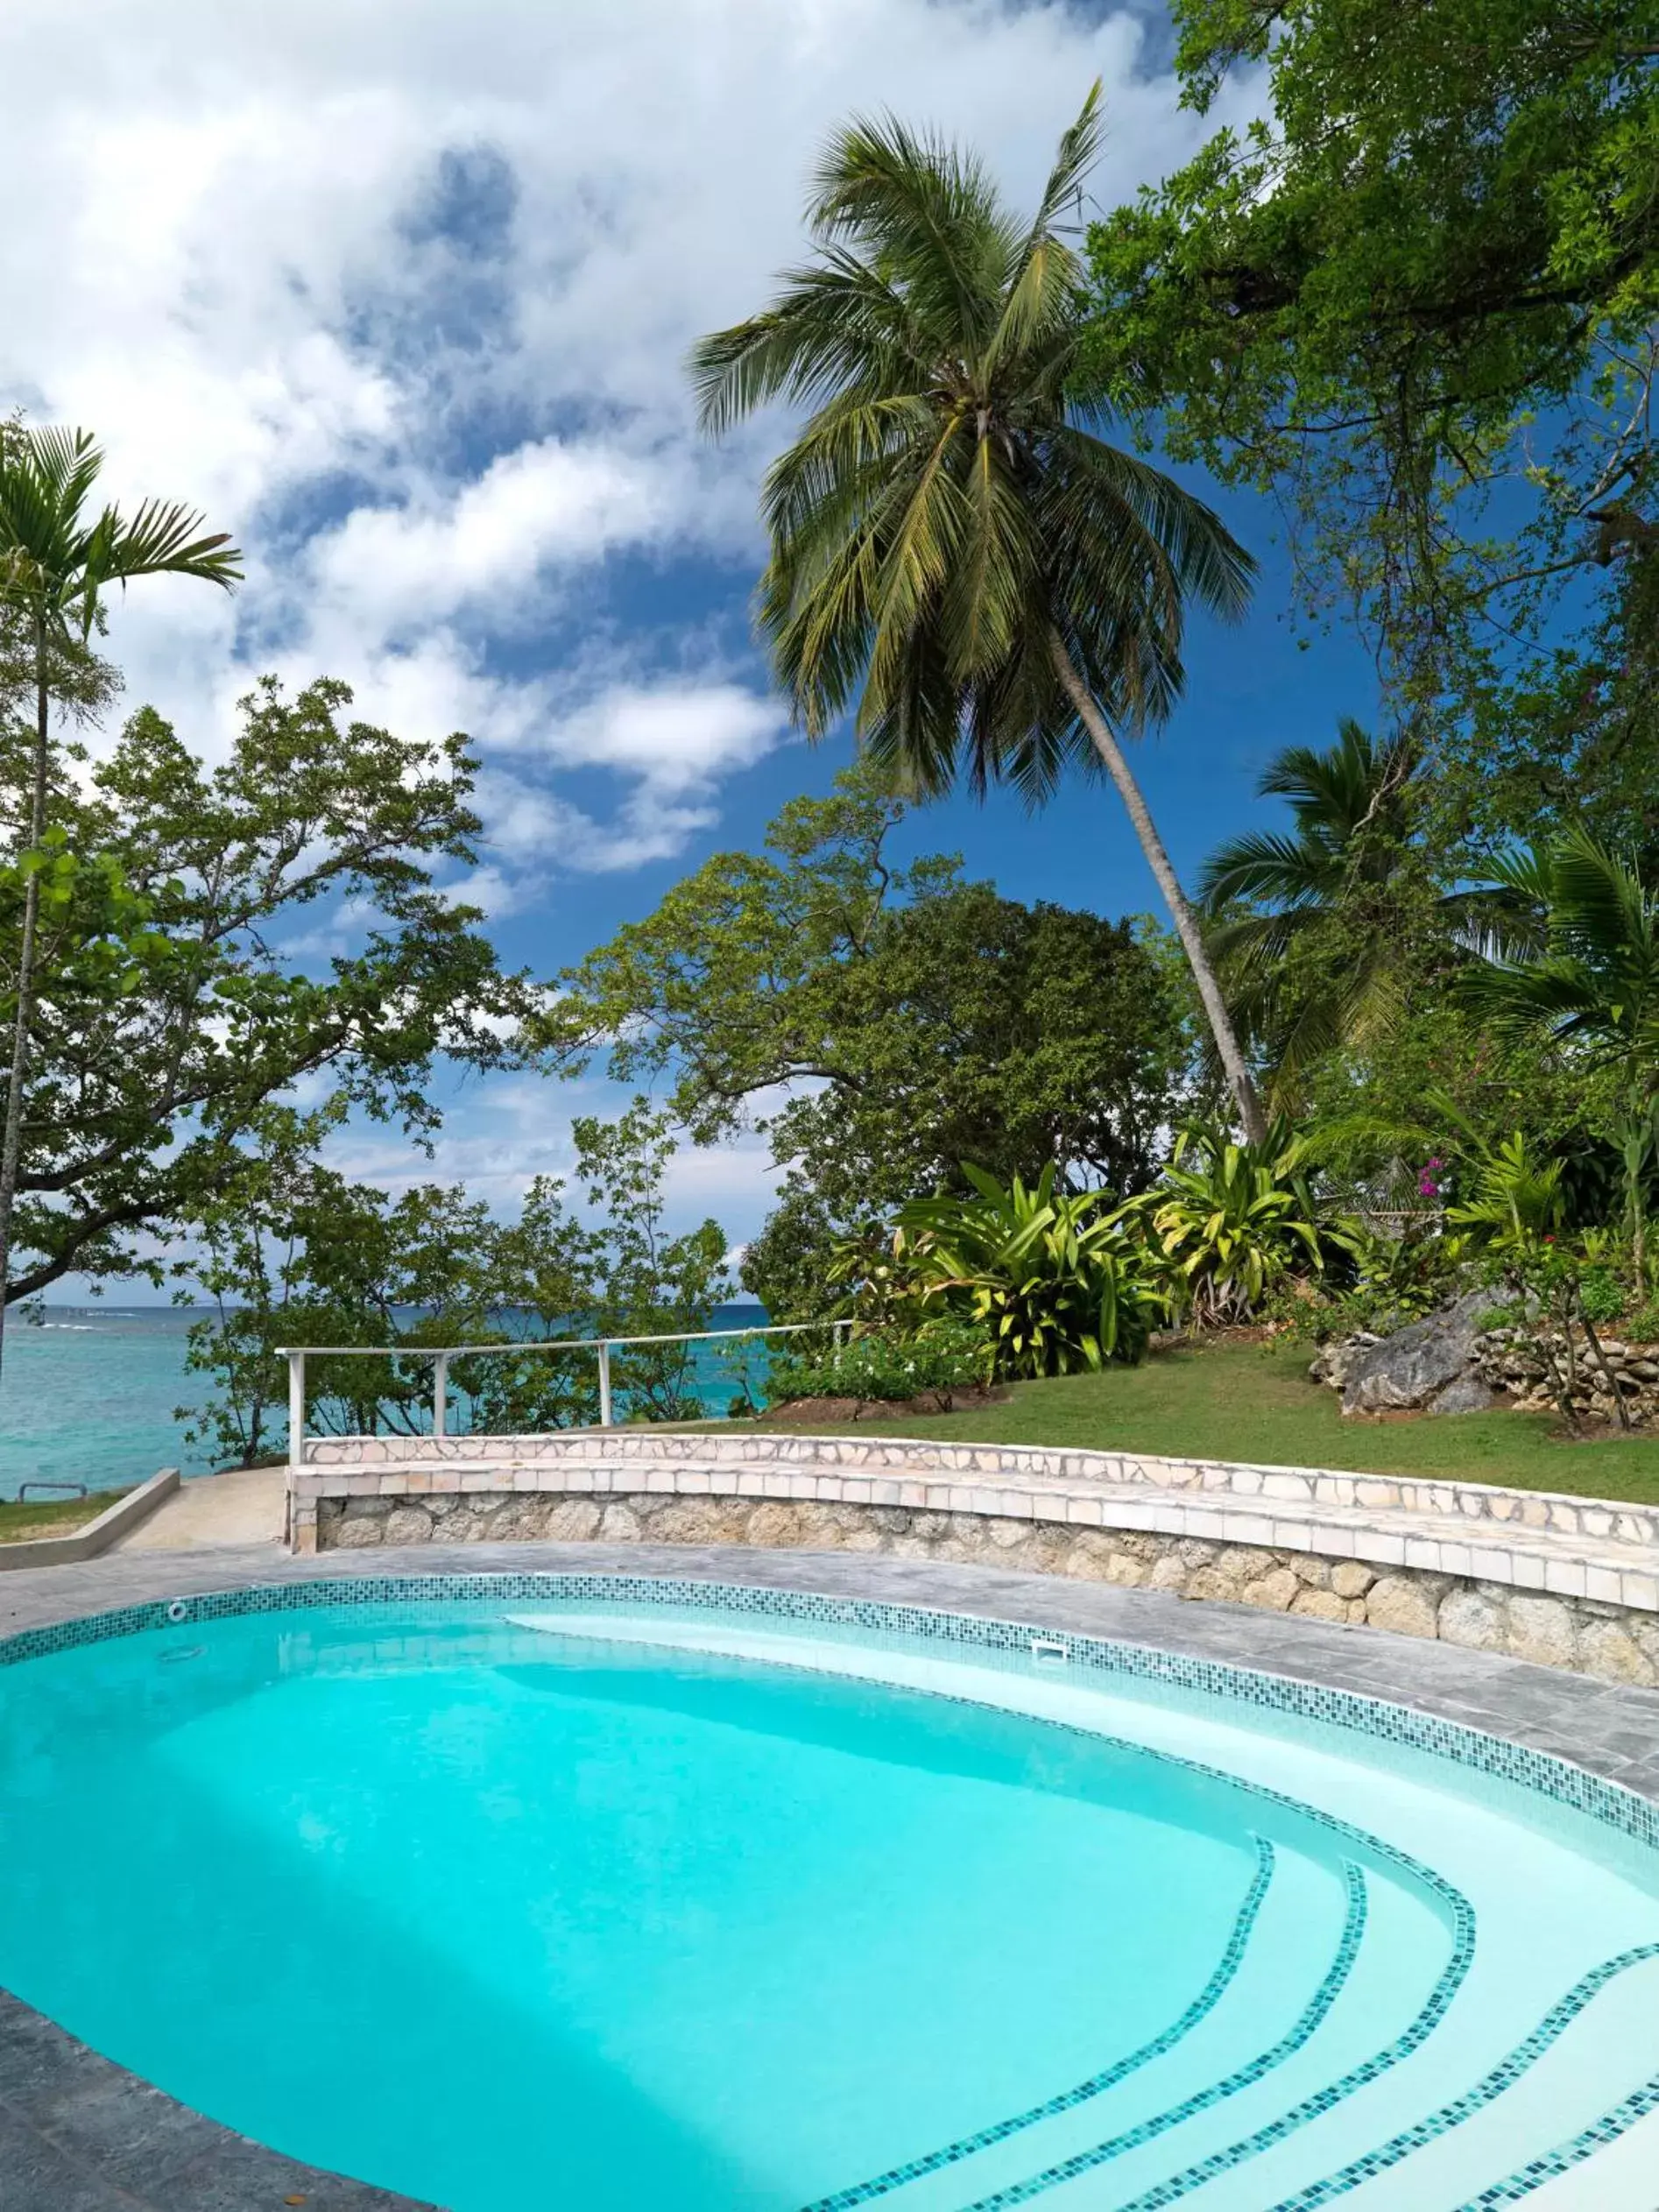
[597,1341,613,1428]
[288,1351,306,1469]
[433,1353,448,1441]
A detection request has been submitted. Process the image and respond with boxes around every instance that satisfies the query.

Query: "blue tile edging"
[4,1570,1656,1862]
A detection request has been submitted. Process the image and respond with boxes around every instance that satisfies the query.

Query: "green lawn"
[738,1337,1659,1508]
[0,1489,124,1544]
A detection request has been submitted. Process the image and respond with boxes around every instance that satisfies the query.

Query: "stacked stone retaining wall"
[295,1431,1659,1689]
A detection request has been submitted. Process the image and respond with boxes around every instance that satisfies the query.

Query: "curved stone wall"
[315,1481,1659,1687]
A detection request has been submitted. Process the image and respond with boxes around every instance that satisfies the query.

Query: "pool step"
[938,1864,1461,2212]
[1248,1945,1659,2212]
[494,1609,1659,2212]
[832,1847,1356,2212]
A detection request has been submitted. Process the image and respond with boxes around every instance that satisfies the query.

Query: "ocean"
[0,1304,773,1502]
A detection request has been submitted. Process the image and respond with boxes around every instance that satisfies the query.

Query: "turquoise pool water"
[1,1589,1657,2209]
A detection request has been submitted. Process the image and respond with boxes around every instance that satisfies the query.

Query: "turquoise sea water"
[0,1304,771,1501]
[2,1595,1657,2209]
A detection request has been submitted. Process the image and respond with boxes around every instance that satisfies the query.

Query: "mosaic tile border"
[1454,2079,1659,2208]
[1273,1942,1659,2209]
[4,1572,1652,1855]
[958,1864,1377,2211]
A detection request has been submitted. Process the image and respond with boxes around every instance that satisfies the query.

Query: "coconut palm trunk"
[0,614,53,1376]
[691,90,1269,1148]
[1047,633,1265,1141]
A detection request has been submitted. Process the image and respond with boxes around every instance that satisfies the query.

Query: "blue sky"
[0,0,1380,1275]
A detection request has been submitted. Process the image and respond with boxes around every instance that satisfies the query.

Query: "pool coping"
[3,1544,1658,2211]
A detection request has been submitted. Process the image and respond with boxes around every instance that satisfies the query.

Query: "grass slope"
[0,1490,125,1544]
[748,1337,1659,1507]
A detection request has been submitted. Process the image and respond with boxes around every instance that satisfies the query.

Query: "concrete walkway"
[113,1465,286,1552]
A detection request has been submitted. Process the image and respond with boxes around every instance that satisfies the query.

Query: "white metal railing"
[275,1318,853,1466]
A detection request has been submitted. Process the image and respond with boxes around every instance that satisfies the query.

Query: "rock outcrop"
[1333,1289,1507,1417]
[1312,1292,1659,1427]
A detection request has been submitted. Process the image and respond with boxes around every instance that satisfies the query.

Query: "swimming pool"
[1,1577,1655,2210]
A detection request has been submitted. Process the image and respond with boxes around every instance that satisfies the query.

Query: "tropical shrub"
[1286,1219,1472,1343]
[766,1318,993,1410]
[1125,1120,1323,1325]
[897,1165,1166,1376]
[1444,1129,1566,1250]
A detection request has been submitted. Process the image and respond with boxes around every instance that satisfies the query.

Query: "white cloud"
[302,437,686,640]
[534,683,787,791]
[462,682,790,887]
[0,0,1265,866]
[3,0,1268,1253]
[325,1069,781,1238]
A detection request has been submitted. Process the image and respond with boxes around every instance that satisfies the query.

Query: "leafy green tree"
[0,425,239,1371]
[8,675,527,1308]
[546,764,1190,1315]
[1080,0,1658,796]
[739,1190,845,1327]
[571,1100,733,1420]
[1458,830,1659,1278]
[180,1104,731,1458]
[1198,719,1491,1100]
[689,94,1266,1136]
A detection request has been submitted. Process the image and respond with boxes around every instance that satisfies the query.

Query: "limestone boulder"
[544,1499,603,1541]
[1308,1332,1380,1389]
[1578,1621,1657,1686]
[1364,1574,1441,1639]
[1437,1588,1506,1653]
[1505,1594,1579,1670]
[330,1512,385,1549]
[1339,1289,1507,1417]
[1288,1587,1350,1623]
[1240,1567,1301,1613]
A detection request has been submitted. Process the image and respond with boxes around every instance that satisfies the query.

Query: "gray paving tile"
[0,2001,434,2212]
[0,2124,145,2211]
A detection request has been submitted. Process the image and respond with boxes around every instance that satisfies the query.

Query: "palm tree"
[1458,830,1659,1280]
[1197,719,1455,1098]
[0,426,240,1370]
[688,90,1267,1141]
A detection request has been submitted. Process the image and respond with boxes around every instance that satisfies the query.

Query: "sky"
[1,0,1383,1282]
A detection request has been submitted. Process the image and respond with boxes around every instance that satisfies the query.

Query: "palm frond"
[807,111,1012,357]
[982,85,1104,376]
[1199,829,1336,912]
[1048,428,1253,627]
[0,425,239,633]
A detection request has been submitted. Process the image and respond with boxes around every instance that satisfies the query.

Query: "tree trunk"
[0,613,51,1380]
[1048,630,1267,1145]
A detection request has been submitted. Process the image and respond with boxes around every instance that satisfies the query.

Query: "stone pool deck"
[4,1544,1659,2210]
[8,1542,1659,1806]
